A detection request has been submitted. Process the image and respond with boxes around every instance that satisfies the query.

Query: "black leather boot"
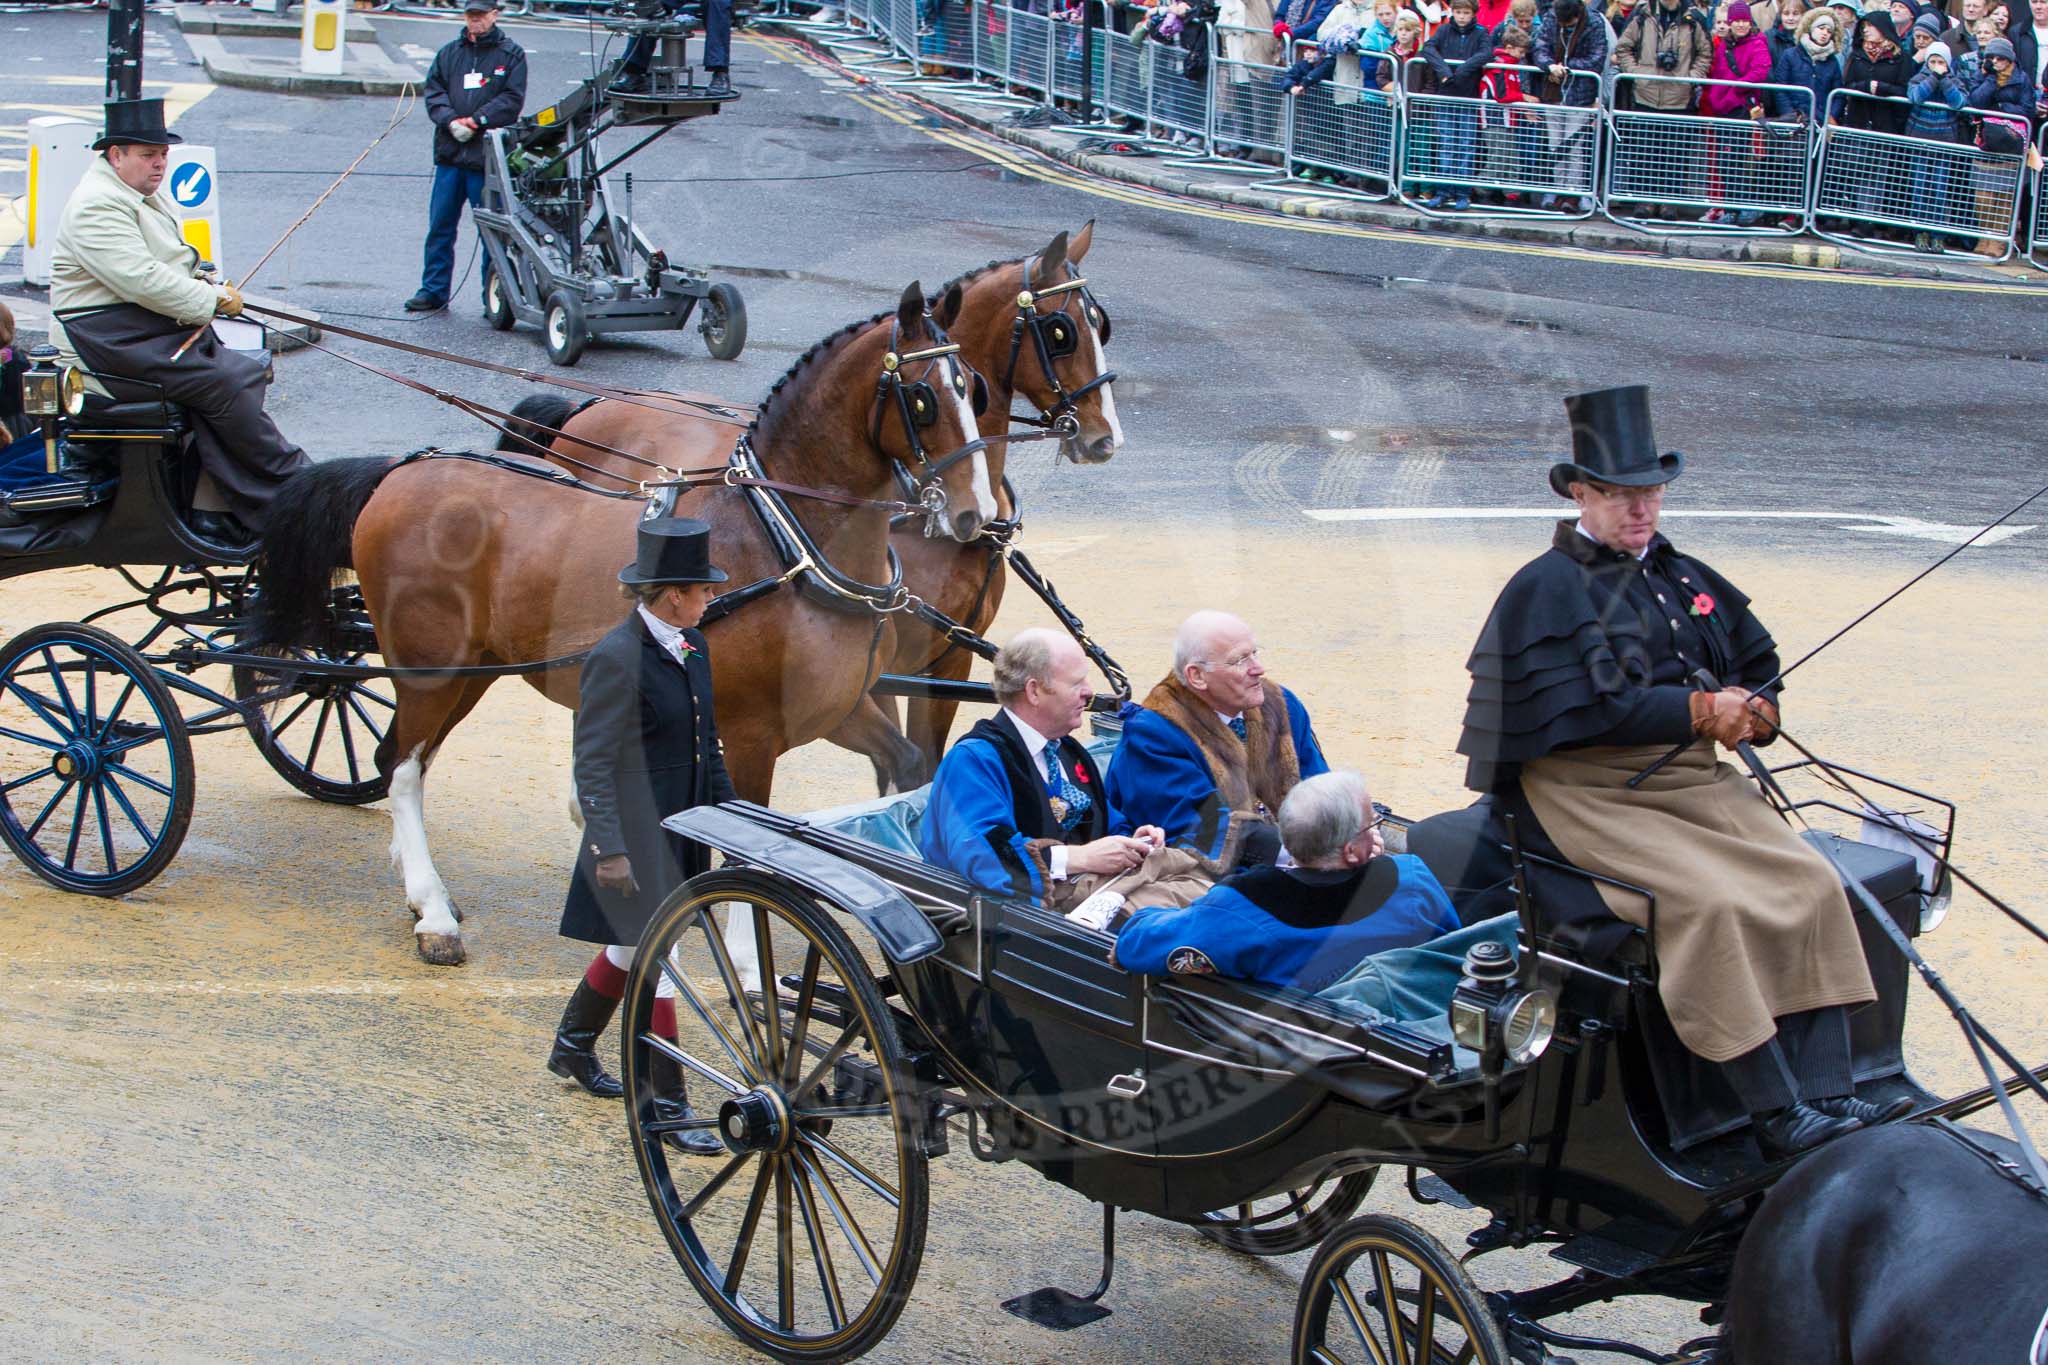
[1812,1093,1915,1125]
[1754,1102,1862,1160]
[651,1048,726,1156]
[546,980,625,1098]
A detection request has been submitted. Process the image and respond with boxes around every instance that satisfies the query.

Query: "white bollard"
[23,116,94,288]
[165,146,225,276]
[300,0,347,76]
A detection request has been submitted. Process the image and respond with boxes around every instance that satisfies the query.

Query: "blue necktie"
[1227,715,1247,740]
[1043,745,1091,830]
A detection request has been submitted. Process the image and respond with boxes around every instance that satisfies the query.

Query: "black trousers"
[1716,1005,1855,1114]
[61,304,309,532]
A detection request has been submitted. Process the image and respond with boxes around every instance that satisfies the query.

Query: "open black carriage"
[616,722,1991,1364]
[0,345,395,894]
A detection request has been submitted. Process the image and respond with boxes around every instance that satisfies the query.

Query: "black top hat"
[1548,385,1685,498]
[618,518,729,587]
[93,98,183,153]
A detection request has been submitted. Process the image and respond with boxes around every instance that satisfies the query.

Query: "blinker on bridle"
[870,320,993,534]
[1005,269,1116,434]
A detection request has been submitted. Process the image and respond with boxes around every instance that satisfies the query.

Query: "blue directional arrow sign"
[169,162,211,208]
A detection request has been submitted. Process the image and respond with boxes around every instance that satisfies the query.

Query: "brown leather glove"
[215,282,245,318]
[594,854,639,897]
[1689,689,1754,750]
[1741,692,1780,745]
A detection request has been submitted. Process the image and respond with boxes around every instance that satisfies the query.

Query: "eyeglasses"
[1583,482,1666,508]
[1199,648,1262,672]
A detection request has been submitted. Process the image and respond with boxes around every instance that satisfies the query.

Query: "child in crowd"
[1905,38,1967,249]
[1477,23,1540,198]
[1420,0,1497,208]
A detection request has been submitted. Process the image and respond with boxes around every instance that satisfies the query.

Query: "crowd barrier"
[1397,60,1599,216]
[826,3,2041,253]
[1604,73,1814,234]
[2034,125,2048,269]
[1812,89,2027,262]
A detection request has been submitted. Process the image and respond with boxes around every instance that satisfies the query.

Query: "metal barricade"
[992,3,1055,100]
[1812,89,2026,261]
[1208,46,1290,166]
[910,0,981,76]
[1286,66,1398,197]
[1396,59,1599,216]
[1049,18,1108,109]
[1603,74,1815,233]
[2032,123,2048,267]
[1098,22,1150,126]
[1144,26,1213,148]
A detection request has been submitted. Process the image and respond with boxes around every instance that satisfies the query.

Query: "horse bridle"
[1002,264,1116,436]
[868,314,1004,533]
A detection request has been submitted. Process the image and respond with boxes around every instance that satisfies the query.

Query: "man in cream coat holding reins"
[48,98,308,545]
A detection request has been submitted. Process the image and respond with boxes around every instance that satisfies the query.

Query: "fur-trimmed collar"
[1142,671,1301,818]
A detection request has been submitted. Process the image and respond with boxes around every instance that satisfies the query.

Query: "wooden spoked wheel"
[1196,1169,1379,1256]
[624,869,929,1364]
[1293,1214,1510,1365]
[0,623,193,896]
[233,647,395,805]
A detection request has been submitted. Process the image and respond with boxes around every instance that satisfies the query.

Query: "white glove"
[450,120,476,142]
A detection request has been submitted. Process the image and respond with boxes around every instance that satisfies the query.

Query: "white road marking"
[1304,507,2037,547]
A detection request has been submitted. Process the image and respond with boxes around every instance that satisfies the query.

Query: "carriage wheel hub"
[718,1087,792,1154]
[52,742,98,781]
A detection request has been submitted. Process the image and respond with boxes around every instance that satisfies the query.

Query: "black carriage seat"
[74,373,184,431]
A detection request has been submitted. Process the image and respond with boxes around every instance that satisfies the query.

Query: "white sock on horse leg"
[388,747,458,937]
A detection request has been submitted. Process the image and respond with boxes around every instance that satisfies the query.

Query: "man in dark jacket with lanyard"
[405,0,527,313]
[546,518,732,1156]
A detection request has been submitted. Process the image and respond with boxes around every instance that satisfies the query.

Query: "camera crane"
[471,1,745,366]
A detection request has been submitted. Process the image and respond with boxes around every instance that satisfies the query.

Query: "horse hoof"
[416,932,467,967]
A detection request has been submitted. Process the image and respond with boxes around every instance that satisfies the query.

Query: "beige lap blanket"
[1519,742,1875,1063]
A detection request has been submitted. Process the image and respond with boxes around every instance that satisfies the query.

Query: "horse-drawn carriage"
[612,720,2005,1363]
[0,342,395,894]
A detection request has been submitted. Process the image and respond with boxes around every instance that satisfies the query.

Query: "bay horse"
[500,223,1120,796]
[246,283,994,966]
[1720,1119,2048,1363]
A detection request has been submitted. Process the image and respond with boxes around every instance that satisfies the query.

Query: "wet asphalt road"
[2,8,2047,1364]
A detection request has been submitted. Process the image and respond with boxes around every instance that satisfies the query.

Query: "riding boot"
[1811,1093,1915,1125]
[650,1048,726,1156]
[548,952,628,1098]
[547,979,626,1098]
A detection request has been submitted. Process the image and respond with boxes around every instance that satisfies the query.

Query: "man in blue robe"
[1106,611,1329,870]
[921,629,1167,905]
[1114,771,1459,992]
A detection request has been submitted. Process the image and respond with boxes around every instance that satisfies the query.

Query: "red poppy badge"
[1689,593,1715,618]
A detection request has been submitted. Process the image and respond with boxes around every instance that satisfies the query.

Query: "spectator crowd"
[916,0,2048,252]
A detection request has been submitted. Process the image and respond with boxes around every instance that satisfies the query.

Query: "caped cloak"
[1457,521,1779,790]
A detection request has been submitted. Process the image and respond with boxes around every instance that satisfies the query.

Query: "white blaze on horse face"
[388,748,460,939]
[1083,318,1123,452]
[951,357,996,521]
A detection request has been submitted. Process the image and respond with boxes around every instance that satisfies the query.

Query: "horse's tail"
[245,456,399,649]
[495,393,576,458]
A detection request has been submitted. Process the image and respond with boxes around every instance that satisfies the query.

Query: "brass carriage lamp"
[21,345,84,476]
[1449,940,1557,1074]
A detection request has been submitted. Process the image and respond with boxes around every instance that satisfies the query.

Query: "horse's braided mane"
[746,256,1035,441]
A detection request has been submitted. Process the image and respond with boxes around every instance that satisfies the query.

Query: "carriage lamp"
[1450,940,1558,1070]
[22,345,61,418]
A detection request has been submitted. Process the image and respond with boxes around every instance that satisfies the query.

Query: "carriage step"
[1549,1218,1674,1279]
[4,475,116,514]
[1002,1203,1116,1331]
[1410,1172,1474,1209]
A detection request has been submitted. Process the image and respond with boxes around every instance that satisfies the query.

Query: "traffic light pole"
[106,0,145,101]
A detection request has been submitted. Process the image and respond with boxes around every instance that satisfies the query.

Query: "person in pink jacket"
[1702,2,1778,223]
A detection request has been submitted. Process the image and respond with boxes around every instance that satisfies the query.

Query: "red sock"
[651,996,678,1041]
[583,951,628,1000]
